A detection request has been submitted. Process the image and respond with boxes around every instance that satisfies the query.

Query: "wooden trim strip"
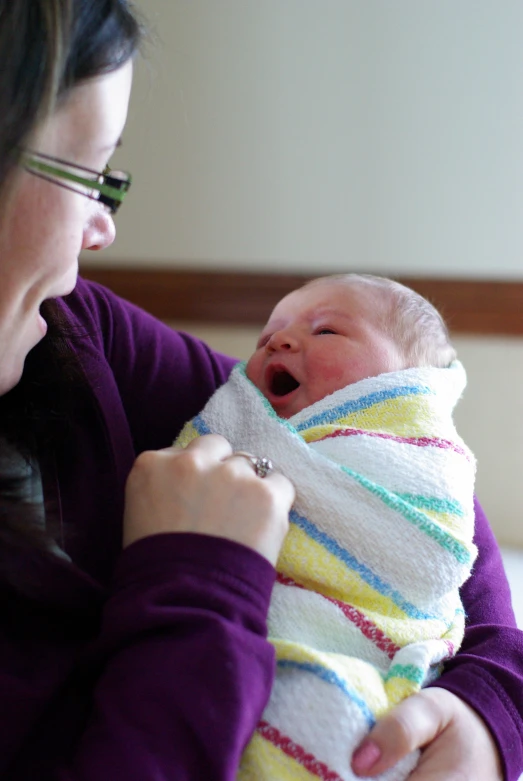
[80,265,523,336]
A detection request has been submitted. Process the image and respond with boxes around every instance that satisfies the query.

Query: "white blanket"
[176,361,477,781]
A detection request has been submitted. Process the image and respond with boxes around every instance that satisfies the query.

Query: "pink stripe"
[258,720,343,781]
[315,427,470,459]
[443,639,455,657]
[277,573,399,659]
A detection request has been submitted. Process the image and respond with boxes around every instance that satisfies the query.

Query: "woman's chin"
[0,314,49,397]
[0,362,24,396]
[37,310,48,337]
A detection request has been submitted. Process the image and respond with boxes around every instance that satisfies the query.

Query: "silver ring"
[230,451,274,478]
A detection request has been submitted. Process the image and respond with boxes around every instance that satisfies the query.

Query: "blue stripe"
[277,659,375,729]
[290,509,440,622]
[295,385,433,431]
[192,415,211,435]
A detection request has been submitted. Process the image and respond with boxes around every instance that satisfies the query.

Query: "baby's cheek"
[320,361,347,384]
[314,346,348,376]
[245,353,262,386]
[314,355,352,390]
[314,350,371,390]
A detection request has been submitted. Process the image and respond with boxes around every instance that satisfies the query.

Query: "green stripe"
[340,467,472,564]
[394,493,465,517]
[385,664,425,685]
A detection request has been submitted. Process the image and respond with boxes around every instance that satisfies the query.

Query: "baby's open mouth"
[269,369,300,397]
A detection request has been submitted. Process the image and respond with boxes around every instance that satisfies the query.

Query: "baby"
[176,274,477,781]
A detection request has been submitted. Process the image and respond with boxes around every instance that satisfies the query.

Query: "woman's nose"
[82,206,116,251]
[266,329,299,352]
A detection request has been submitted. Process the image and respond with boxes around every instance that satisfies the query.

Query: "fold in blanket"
[176,361,477,781]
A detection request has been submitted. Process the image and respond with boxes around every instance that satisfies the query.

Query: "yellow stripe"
[384,676,422,706]
[277,525,407,622]
[273,639,392,717]
[175,421,199,449]
[420,508,465,535]
[277,525,450,645]
[442,610,465,647]
[301,395,458,442]
[238,732,320,781]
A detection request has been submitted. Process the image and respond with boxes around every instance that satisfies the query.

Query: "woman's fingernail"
[352,740,382,773]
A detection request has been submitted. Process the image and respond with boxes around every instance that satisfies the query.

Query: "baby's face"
[245,281,405,418]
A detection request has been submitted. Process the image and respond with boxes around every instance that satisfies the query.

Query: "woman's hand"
[123,434,295,566]
[351,687,503,780]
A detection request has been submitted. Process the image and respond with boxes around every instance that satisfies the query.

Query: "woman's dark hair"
[0,0,143,193]
[0,0,143,590]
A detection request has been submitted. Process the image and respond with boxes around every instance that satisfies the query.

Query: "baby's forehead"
[294,279,386,311]
[266,279,386,325]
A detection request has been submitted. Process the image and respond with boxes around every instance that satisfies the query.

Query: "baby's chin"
[268,396,307,419]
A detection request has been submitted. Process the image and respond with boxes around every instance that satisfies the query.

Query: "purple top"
[1,278,522,781]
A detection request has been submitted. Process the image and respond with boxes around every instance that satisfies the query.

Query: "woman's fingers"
[351,688,503,781]
[181,432,233,459]
[123,434,294,565]
[351,689,446,776]
[164,432,234,464]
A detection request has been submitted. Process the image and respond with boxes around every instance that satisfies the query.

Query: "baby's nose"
[267,329,298,352]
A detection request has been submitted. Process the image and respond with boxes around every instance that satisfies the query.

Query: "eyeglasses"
[21,150,132,214]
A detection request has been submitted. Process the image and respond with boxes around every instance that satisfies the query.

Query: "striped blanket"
[176,361,477,781]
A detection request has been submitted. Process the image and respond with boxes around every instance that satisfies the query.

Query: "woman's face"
[0,60,133,395]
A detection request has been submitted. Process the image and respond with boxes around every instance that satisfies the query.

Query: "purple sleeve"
[429,497,523,781]
[39,280,274,780]
[60,534,276,781]
[69,277,238,450]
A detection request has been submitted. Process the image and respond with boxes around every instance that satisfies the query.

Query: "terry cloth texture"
[176,361,477,781]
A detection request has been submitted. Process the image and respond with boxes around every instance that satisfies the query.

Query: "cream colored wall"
[452,336,523,547]
[169,321,523,549]
[97,0,523,279]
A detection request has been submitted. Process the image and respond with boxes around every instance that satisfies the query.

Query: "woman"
[0,2,520,780]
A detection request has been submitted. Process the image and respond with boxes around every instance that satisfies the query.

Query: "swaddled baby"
[176,273,477,781]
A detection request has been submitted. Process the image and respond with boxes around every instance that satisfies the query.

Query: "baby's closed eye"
[256,334,271,348]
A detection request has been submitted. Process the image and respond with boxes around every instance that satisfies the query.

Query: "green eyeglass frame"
[21,150,132,214]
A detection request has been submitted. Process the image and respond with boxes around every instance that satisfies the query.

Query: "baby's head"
[246,273,456,418]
